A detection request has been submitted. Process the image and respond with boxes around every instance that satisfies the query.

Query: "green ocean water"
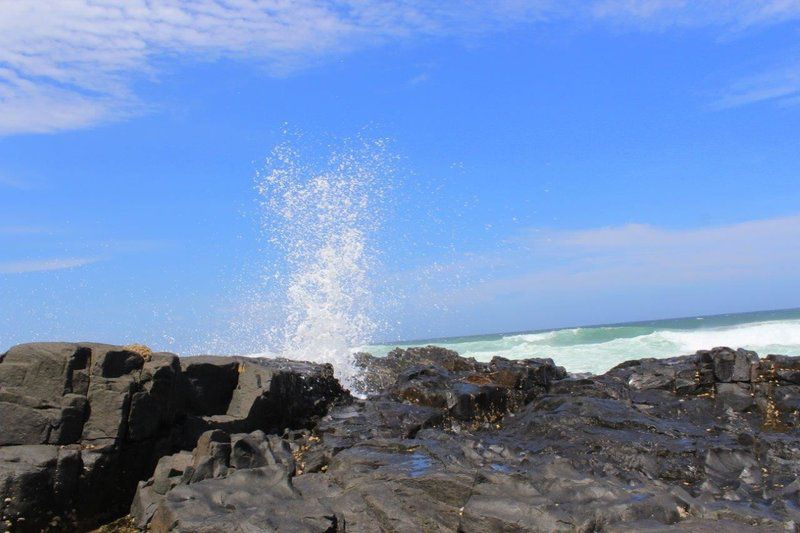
[361,308,800,374]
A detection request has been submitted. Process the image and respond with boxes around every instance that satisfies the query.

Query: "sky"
[1,1,800,353]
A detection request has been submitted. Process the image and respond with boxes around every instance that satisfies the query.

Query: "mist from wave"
[242,134,395,389]
[361,309,800,375]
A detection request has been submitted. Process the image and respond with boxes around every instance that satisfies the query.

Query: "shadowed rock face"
[5,343,800,532]
[0,343,347,532]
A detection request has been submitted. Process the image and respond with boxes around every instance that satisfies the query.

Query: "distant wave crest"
[365,317,800,375]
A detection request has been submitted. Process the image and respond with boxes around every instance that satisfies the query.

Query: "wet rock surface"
[4,343,800,531]
[0,343,346,532]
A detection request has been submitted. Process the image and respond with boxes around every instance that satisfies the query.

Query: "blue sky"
[1,1,800,352]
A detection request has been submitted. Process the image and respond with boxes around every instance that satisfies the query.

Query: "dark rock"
[699,347,758,383]
[390,365,511,422]
[150,466,340,533]
[187,429,231,483]
[131,451,193,528]
[0,445,82,532]
[715,382,754,412]
[153,451,194,495]
[51,394,90,444]
[174,355,348,448]
[127,354,181,442]
[0,343,95,448]
[180,358,239,416]
[5,341,800,531]
[317,399,444,452]
[80,378,134,442]
[360,346,566,425]
[0,401,56,445]
[0,343,91,402]
[135,345,800,532]
[230,430,294,470]
[353,345,480,393]
[0,342,348,530]
[488,355,567,396]
[93,347,145,379]
[760,354,800,384]
[132,429,300,528]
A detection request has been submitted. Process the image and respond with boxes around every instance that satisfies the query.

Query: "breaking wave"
[364,312,800,375]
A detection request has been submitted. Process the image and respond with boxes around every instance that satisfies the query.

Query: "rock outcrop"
[355,346,567,422]
[132,346,800,532]
[0,343,347,532]
[4,342,800,531]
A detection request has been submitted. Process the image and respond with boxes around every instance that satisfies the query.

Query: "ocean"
[361,308,800,375]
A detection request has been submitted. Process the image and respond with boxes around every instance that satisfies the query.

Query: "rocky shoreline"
[2,343,800,531]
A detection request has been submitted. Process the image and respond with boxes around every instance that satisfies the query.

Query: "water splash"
[254,135,394,389]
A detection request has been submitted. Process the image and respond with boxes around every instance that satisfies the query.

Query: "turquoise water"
[360,308,800,375]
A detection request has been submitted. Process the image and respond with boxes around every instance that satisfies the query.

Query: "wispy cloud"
[2,1,800,135]
[0,226,49,235]
[407,73,430,86]
[0,236,166,274]
[588,2,800,110]
[590,1,800,29]
[0,257,101,274]
[0,1,546,135]
[712,59,800,109]
[0,174,34,190]
[422,214,800,304]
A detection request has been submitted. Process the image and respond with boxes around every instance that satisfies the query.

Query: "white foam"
[366,319,800,375]
[506,320,799,374]
[658,320,800,353]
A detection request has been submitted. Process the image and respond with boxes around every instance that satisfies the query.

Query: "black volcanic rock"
[5,342,800,531]
[133,346,800,532]
[357,345,567,423]
[0,343,348,531]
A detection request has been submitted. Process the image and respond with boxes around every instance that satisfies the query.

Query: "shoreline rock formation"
[2,343,800,531]
[0,343,346,532]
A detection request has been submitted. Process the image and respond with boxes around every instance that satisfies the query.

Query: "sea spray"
[254,136,394,389]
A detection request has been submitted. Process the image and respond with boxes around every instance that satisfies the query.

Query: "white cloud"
[0,75,132,136]
[0,174,34,190]
[0,0,551,135]
[427,214,800,304]
[591,1,800,29]
[542,215,800,251]
[407,73,430,86]
[0,226,48,235]
[712,60,800,109]
[0,257,101,274]
[591,2,800,109]
[2,0,800,135]
[0,239,165,275]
